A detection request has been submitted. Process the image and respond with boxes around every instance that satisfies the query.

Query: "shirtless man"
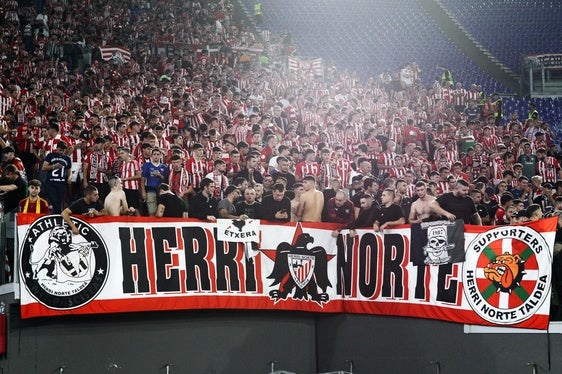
[296,175,324,222]
[408,181,436,223]
[104,177,136,216]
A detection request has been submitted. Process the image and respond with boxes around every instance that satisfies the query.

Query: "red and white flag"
[287,56,323,76]
[287,56,300,72]
[99,46,131,63]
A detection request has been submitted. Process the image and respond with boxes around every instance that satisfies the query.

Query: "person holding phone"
[261,183,291,222]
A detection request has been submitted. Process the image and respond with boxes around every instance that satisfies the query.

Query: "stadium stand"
[246,0,509,92]
[3,1,562,372]
[441,0,562,74]
[242,0,562,138]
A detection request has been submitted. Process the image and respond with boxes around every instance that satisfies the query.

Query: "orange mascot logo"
[483,252,525,292]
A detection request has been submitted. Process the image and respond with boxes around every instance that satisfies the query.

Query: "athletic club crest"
[287,253,315,289]
[463,225,551,325]
[20,215,109,310]
[267,227,331,304]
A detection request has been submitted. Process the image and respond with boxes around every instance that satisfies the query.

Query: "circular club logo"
[20,215,109,310]
[463,226,551,325]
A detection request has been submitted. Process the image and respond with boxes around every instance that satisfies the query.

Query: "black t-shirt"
[349,204,378,230]
[0,176,26,213]
[68,198,104,215]
[235,168,264,185]
[483,199,498,218]
[533,195,552,213]
[400,196,412,223]
[476,203,490,218]
[261,195,291,222]
[436,192,477,224]
[188,192,218,220]
[44,152,72,183]
[377,203,404,225]
[351,191,367,208]
[322,188,337,203]
[235,201,263,219]
[157,192,187,218]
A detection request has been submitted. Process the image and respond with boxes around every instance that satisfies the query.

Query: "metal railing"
[0,204,17,286]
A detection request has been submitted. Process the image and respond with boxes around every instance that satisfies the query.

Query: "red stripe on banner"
[20,297,550,329]
[15,214,344,231]
[21,296,345,318]
[341,300,550,330]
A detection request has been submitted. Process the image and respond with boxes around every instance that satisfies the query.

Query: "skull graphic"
[423,225,454,265]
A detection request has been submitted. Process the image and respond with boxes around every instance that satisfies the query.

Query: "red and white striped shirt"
[470,153,489,174]
[334,158,352,186]
[83,151,110,183]
[319,161,338,190]
[451,88,467,107]
[44,134,71,157]
[155,137,170,149]
[441,87,452,104]
[168,167,190,197]
[205,171,229,200]
[295,161,320,180]
[388,167,407,179]
[466,90,481,103]
[405,184,416,198]
[445,149,458,163]
[343,136,359,156]
[112,133,130,149]
[120,158,141,190]
[480,134,500,151]
[186,157,208,189]
[438,181,449,194]
[66,137,84,163]
[536,157,560,183]
[0,95,15,117]
[234,124,250,144]
[491,157,507,182]
[128,133,141,149]
[378,151,396,173]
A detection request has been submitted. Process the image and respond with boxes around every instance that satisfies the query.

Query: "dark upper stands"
[441,0,562,75]
[243,0,562,141]
[244,0,509,93]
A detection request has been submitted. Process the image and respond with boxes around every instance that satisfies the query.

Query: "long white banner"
[17,214,556,329]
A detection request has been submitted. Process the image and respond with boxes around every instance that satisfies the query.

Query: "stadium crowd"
[1,2,562,243]
[1,0,562,318]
